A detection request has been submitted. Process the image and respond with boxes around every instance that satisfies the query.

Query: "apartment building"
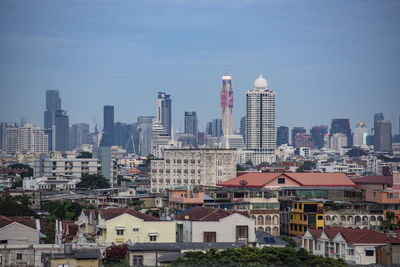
[150,149,237,193]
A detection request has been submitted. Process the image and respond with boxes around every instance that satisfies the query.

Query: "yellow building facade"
[51,258,99,267]
[289,201,324,236]
[97,213,176,244]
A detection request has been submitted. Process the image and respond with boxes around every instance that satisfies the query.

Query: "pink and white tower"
[221,75,233,136]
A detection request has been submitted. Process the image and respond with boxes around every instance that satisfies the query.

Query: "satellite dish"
[184,215,190,220]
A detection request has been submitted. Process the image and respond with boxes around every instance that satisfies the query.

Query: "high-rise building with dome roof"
[245,75,276,164]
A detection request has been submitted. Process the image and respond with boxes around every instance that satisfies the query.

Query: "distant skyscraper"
[375,120,392,152]
[0,122,17,151]
[184,111,198,138]
[276,126,289,146]
[211,119,223,138]
[291,127,306,146]
[18,124,48,154]
[137,116,154,156]
[240,116,246,143]
[72,123,89,149]
[310,125,328,149]
[156,92,172,137]
[374,113,384,130]
[294,133,315,149]
[55,110,69,151]
[330,119,352,147]
[44,90,61,129]
[245,75,276,162]
[353,122,368,147]
[221,75,233,136]
[101,105,114,146]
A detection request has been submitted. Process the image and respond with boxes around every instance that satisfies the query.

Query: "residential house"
[302,227,400,265]
[46,247,101,267]
[0,216,46,245]
[175,206,256,245]
[76,208,176,245]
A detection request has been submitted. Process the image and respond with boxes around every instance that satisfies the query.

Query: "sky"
[0,0,399,135]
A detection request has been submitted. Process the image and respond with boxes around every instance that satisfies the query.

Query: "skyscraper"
[71,123,89,149]
[330,119,352,147]
[55,110,69,151]
[44,90,61,129]
[291,127,306,146]
[101,105,114,146]
[276,126,289,146]
[310,125,328,149]
[0,122,17,151]
[353,122,368,147]
[184,111,198,138]
[240,116,246,143]
[137,116,154,156]
[220,75,233,136]
[375,120,392,152]
[294,133,315,149]
[156,92,172,137]
[245,75,276,163]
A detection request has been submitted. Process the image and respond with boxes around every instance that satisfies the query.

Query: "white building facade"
[150,149,237,193]
[245,75,276,164]
[353,122,368,147]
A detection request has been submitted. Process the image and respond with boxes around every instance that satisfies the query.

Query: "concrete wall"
[98,213,176,244]
[190,213,256,243]
[0,223,39,245]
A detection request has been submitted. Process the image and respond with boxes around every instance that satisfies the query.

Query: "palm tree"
[382,211,400,258]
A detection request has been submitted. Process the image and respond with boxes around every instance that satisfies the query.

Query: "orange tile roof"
[218,172,356,188]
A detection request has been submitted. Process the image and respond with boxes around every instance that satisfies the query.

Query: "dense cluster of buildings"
[1,74,400,266]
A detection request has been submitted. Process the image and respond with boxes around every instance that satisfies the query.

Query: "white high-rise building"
[245,75,276,164]
[353,122,368,147]
[330,133,348,153]
[221,75,233,136]
[5,124,48,154]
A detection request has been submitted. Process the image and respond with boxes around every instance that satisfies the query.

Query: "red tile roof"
[218,172,356,188]
[0,215,45,234]
[352,176,393,185]
[308,228,400,244]
[176,206,249,221]
[99,208,160,221]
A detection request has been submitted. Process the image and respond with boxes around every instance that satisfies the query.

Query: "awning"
[365,248,375,251]
[96,225,106,229]
[148,232,159,236]
[116,227,126,230]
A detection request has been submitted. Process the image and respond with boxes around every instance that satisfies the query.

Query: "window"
[0,256,2,264]
[133,228,139,232]
[278,178,285,184]
[204,232,216,242]
[318,215,323,220]
[294,225,298,231]
[57,265,69,267]
[290,224,293,230]
[133,255,143,266]
[373,192,376,198]
[299,225,302,231]
[116,229,124,235]
[0,240,7,244]
[299,203,302,209]
[17,253,22,260]
[365,250,374,256]
[294,203,297,209]
[236,226,248,242]
[290,214,293,220]
[150,235,157,242]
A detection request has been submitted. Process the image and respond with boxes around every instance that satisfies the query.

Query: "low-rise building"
[151,148,237,193]
[0,216,46,245]
[289,201,324,237]
[33,154,101,179]
[302,227,400,265]
[175,206,256,245]
[76,208,176,245]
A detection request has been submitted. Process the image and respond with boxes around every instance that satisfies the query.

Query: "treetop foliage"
[170,247,347,267]
[76,174,110,189]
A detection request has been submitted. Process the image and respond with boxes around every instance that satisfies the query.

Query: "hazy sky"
[0,0,399,134]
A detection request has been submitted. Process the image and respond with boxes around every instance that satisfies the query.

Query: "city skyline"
[0,0,399,134]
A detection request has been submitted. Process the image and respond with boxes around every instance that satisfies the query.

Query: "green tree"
[279,235,296,247]
[145,154,154,166]
[0,192,37,217]
[44,214,57,244]
[41,200,83,220]
[76,151,92,158]
[382,211,400,256]
[236,164,246,171]
[128,199,145,211]
[170,246,347,267]
[296,161,315,172]
[76,174,110,189]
